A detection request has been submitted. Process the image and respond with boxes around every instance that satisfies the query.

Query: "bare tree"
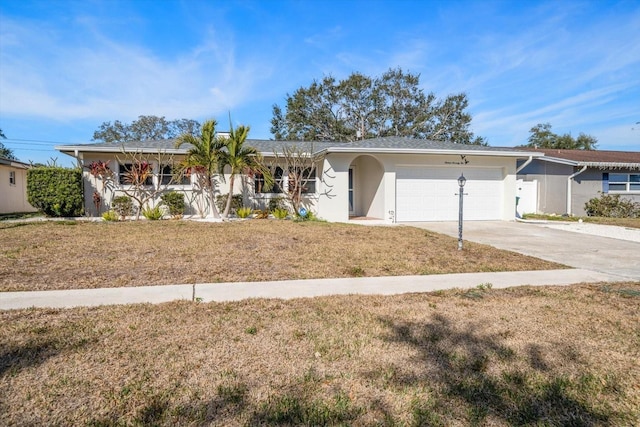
[269,144,323,216]
[115,151,182,219]
[86,150,182,219]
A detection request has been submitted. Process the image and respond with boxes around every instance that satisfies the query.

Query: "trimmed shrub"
[160,191,185,218]
[112,195,134,220]
[27,167,84,217]
[216,194,243,213]
[584,193,639,218]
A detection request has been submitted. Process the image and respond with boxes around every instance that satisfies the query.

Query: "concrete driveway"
[406,221,640,281]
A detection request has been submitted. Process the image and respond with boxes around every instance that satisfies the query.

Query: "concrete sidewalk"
[0,268,622,310]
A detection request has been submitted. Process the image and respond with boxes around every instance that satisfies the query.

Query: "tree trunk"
[223,174,235,218]
[208,178,220,219]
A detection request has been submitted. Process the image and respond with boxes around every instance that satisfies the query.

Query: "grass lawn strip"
[1,282,638,425]
[0,221,565,292]
[522,214,640,229]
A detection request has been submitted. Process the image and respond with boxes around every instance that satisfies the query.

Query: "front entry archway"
[348,155,385,219]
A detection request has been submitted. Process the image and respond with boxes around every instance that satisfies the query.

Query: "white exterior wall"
[317,152,518,223]
[317,155,351,222]
[75,150,519,222]
[81,153,223,217]
[0,163,37,214]
[80,153,321,217]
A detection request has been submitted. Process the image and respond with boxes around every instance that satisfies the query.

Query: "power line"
[0,147,60,152]
[3,141,58,147]
[2,138,75,144]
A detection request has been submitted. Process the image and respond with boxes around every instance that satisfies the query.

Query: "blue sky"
[1,0,639,165]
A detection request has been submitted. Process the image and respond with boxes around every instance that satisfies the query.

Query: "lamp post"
[457,174,466,250]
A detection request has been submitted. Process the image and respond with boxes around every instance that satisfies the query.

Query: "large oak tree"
[93,116,201,143]
[271,68,486,145]
[522,123,598,150]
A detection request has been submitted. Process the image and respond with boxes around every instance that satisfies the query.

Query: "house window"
[299,167,316,194]
[284,167,317,194]
[609,173,640,192]
[255,167,283,193]
[159,165,190,186]
[119,163,153,186]
[9,171,16,186]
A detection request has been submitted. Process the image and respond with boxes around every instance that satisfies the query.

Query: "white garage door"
[396,167,504,221]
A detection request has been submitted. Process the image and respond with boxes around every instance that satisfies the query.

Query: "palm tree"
[218,118,272,218]
[175,119,225,218]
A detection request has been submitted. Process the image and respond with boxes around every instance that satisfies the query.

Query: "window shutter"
[602,173,609,193]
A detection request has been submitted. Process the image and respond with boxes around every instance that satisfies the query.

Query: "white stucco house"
[0,157,38,214]
[56,137,540,223]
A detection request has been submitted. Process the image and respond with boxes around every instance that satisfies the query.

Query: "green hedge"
[27,167,84,217]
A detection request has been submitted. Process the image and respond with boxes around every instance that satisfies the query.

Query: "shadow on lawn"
[379,313,620,426]
[88,378,360,426]
[0,339,76,377]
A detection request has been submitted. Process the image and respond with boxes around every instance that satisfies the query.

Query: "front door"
[349,167,355,216]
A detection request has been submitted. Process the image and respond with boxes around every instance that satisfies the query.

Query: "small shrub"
[112,195,134,220]
[216,194,243,213]
[236,206,252,218]
[272,208,289,219]
[142,205,164,220]
[102,210,119,221]
[584,192,639,218]
[293,209,322,222]
[160,191,185,218]
[268,196,286,212]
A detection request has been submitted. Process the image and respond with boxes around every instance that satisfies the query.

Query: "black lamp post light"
[457,173,467,250]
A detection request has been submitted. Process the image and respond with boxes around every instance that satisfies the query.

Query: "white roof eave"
[56,144,545,160]
[55,145,187,155]
[322,147,543,158]
[539,156,640,169]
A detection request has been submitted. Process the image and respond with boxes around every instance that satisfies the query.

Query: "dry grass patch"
[523,214,640,229]
[1,282,638,425]
[0,220,564,292]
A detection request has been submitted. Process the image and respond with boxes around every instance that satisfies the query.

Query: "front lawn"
[1,283,638,425]
[522,214,640,229]
[0,220,565,292]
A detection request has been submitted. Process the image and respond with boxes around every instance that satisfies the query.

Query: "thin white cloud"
[0,14,272,123]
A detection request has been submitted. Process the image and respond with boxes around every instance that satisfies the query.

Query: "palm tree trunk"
[223,174,235,218]
[208,178,220,219]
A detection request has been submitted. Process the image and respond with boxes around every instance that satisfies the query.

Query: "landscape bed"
[1,283,638,425]
[0,220,565,292]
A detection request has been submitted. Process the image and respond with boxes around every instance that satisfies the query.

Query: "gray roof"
[56,136,536,158]
[0,157,31,168]
[322,136,524,153]
[55,138,335,154]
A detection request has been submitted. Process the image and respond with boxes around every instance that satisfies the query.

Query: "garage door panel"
[396,167,503,221]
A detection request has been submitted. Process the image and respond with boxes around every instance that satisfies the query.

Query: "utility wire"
[2,138,74,144]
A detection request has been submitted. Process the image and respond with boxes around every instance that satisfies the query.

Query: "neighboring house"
[0,157,38,214]
[55,137,540,223]
[516,148,640,216]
